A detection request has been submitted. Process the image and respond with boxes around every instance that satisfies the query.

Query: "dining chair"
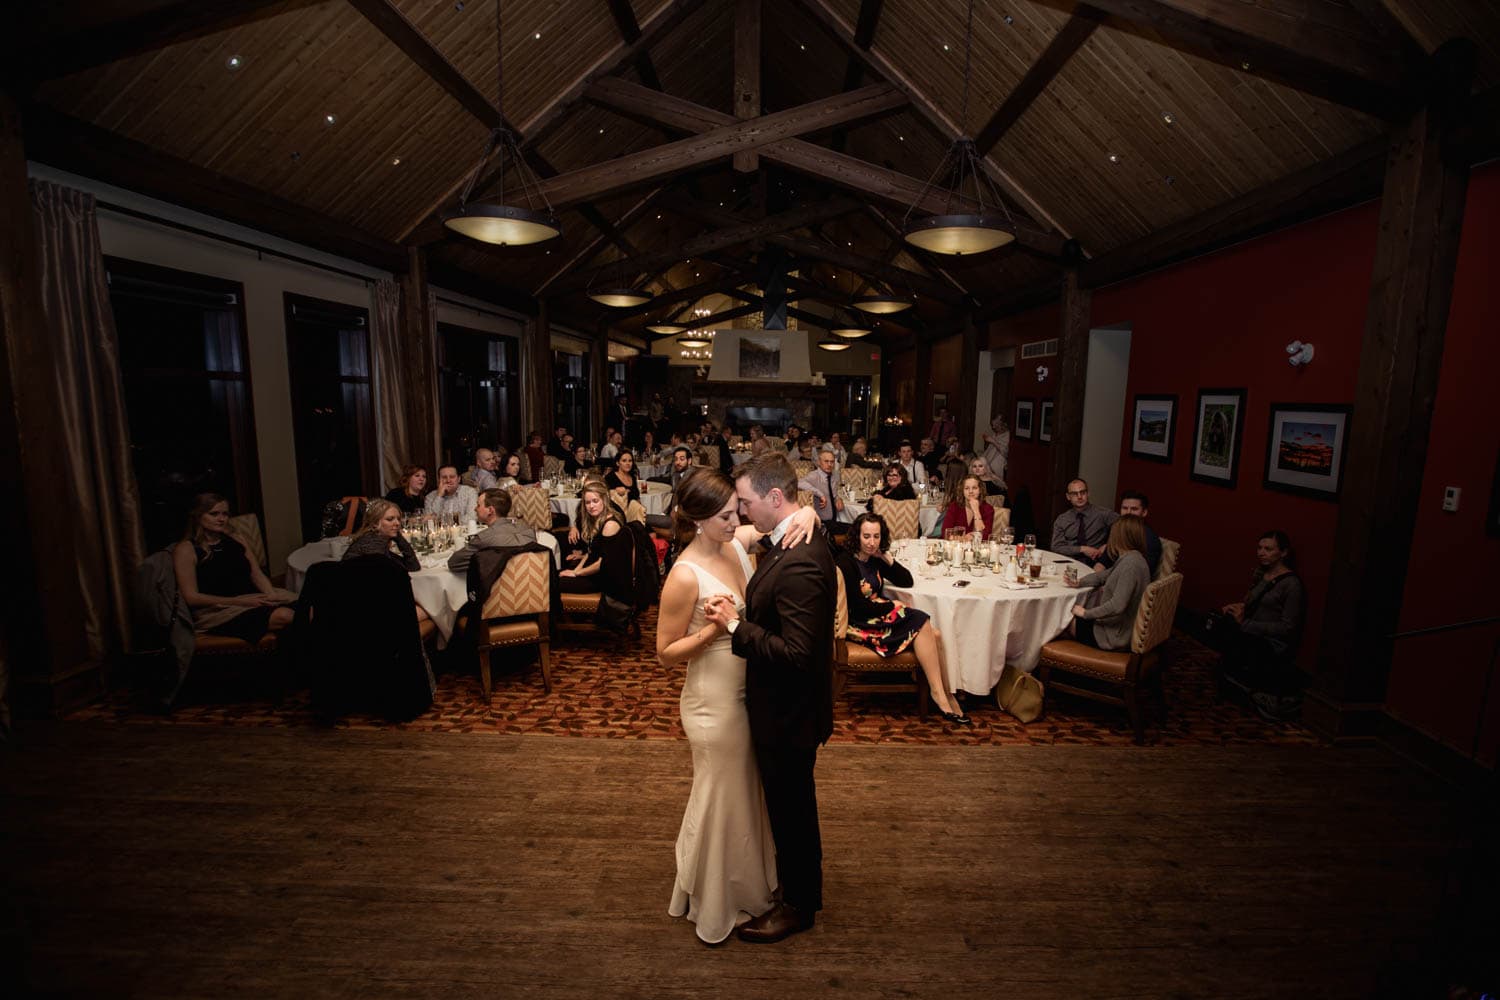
[1035,571,1183,744]
[226,513,267,572]
[455,550,552,696]
[791,460,815,479]
[832,567,929,718]
[840,466,878,494]
[1156,537,1181,580]
[508,485,552,532]
[542,456,565,478]
[871,496,920,540]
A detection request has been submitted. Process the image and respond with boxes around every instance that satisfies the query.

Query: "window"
[553,350,590,443]
[438,323,520,468]
[284,294,376,543]
[107,258,261,551]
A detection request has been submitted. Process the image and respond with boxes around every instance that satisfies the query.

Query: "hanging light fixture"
[817,337,852,352]
[831,324,871,339]
[443,0,560,246]
[853,293,914,315]
[646,322,686,335]
[590,286,653,308]
[677,332,712,349]
[901,0,1017,256]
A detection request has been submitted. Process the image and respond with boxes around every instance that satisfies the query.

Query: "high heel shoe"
[932,701,972,726]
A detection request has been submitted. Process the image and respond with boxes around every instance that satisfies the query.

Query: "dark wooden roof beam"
[605,0,664,90]
[974,5,1103,156]
[733,0,762,172]
[830,0,886,151]
[533,187,666,296]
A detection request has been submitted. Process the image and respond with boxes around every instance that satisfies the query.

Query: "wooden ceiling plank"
[1079,0,1409,118]
[733,0,763,172]
[829,0,885,151]
[398,0,707,242]
[974,5,1103,156]
[23,103,407,273]
[24,0,322,83]
[606,0,665,90]
[347,0,505,129]
[533,186,666,296]
[586,78,1065,257]
[534,84,907,210]
[793,0,1076,244]
[560,196,864,293]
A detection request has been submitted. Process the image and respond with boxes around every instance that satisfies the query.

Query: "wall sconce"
[1286,341,1315,367]
[1036,365,1050,382]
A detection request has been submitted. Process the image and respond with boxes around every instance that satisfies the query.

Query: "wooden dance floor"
[0,722,1479,998]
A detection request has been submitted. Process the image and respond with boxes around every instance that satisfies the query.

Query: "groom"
[706,453,836,943]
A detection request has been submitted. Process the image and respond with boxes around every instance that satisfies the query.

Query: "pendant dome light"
[901,0,1017,256]
[852,293,914,315]
[444,0,560,246]
[817,337,853,352]
[646,322,686,335]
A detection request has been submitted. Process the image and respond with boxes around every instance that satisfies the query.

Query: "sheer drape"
[29,180,147,658]
[372,278,407,491]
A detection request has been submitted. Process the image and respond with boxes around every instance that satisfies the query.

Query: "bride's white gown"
[667,540,778,943]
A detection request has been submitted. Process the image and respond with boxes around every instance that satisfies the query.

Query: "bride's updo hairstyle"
[671,467,737,548]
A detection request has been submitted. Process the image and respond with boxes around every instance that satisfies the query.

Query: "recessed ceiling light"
[534,31,541,39]
[655,214,661,219]
[290,151,301,161]
[1003,14,1015,25]
[1107,152,1119,163]
[799,42,806,50]
[598,128,604,134]
[323,113,337,126]
[941,43,950,51]
[391,156,402,166]
[1164,174,1176,185]
[225,55,243,70]
[454,1,464,10]
[1161,111,1176,125]
[1241,60,1252,70]
[897,135,904,141]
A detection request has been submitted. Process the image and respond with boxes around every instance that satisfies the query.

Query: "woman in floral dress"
[833,513,970,725]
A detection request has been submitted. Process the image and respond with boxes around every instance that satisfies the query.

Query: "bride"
[656,467,820,943]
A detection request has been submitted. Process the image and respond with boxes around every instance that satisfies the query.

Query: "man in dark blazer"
[705,454,836,944]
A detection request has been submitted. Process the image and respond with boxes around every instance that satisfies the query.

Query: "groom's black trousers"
[755,743,822,913]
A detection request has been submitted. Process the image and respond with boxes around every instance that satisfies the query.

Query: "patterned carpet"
[68,608,1319,747]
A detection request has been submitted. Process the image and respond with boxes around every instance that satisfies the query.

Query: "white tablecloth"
[551,481,669,519]
[841,498,943,536]
[638,461,671,480]
[881,542,1094,696]
[283,532,561,644]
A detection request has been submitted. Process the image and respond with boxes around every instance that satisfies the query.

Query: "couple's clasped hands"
[703,594,739,633]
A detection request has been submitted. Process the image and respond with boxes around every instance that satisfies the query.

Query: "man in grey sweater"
[448,488,538,574]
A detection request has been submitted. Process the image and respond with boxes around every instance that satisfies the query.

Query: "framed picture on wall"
[1190,389,1246,488]
[1038,400,1054,443]
[1015,399,1034,440]
[1129,394,1177,463]
[1263,403,1352,500]
[931,392,948,417]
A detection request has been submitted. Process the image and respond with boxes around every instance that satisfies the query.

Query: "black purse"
[593,594,634,632]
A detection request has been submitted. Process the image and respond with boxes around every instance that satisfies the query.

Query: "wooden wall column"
[0,92,99,713]
[591,323,611,445]
[1047,242,1091,527]
[912,337,932,447]
[1307,40,1476,739]
[955,314,980,450]
[522,298,553,437]
[398,245,439,471]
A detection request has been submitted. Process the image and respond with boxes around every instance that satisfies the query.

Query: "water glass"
[1024,533,1038,550]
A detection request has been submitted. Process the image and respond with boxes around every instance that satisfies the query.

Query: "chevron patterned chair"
[508,485,552,532]
[1156,537,1181,580]
[1036,571,1183,744]
[840,466,879,495]
[870,495,920,540]
[542,455,565,478]
[456,550,552,697]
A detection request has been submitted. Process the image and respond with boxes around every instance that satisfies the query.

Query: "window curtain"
[372,278,407,491]
[29,180,146,659]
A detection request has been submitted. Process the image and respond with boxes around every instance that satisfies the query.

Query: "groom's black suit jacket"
[731,527,836,748]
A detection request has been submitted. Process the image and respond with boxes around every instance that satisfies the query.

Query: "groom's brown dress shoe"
[735,902,814,943]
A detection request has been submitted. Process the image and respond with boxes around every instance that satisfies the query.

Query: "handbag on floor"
[593,594,634,632]
[996,663,1044,723]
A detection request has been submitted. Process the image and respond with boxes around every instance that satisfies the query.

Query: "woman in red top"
[940,474,996,540]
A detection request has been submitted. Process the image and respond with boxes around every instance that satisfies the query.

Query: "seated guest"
[1095,491,1162,577]
[1050,477,1116,561]
[783,423,802,453]
[173,493,296,640]
[836,513,969,725]
[747,424,766,455]
[915,437,942,477]
[564,443,591,477]
[495,451,526,489]
[448,488,537,574]
[700,422,731,471]
[941,474,997,540]
[846,437,882,469]
[795,437,816,463]
[385,464,428,515]
[425,466,478,521]
[875,463,917,501]
[895,441,926,489]
[646,446,695,531]
[558,481,635,606]
[523,431,547,481]
[639,429,659,464]
[967,457,1006,499]
[604,449,642,505]
[471,448,500,491]
[826,432,847,467]
[1197,530,1306,719]
[798,446,847,539]
[344,499,420,572]
[1062,515,1151,650]
[547,425,572,460]
[599,429,623,462]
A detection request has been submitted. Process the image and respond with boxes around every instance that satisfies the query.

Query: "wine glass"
[1024,533,1038,550]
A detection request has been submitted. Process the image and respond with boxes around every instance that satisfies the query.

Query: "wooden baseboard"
[1302,688,1384,741]
[1376,710,1496,795]
[14,662,104,718]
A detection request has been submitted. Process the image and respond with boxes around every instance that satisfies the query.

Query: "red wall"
[989,305,1059,529]
[992,163,1500,762]
[1385,166,1500,766]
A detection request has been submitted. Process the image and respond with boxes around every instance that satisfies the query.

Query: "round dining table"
[880,541,1094,697]
[283,531,561,645]
[550,480,670,521]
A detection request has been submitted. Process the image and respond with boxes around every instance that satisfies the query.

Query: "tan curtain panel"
[372,277,407,491]
[29,180,147,658]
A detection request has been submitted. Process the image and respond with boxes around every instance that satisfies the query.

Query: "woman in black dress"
[834,513,969,724]
[342,499,428,621]
[384,464,428,515]
[172,493,297,641]
[604,449,642,505]
[874,463,917,501]
[558,481,635,607]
